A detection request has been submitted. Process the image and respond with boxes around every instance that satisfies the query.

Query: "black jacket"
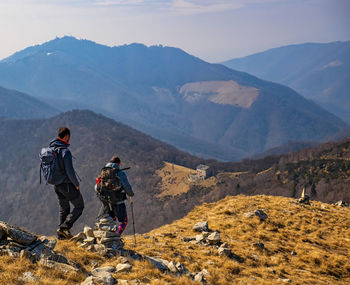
[49,138,80,187]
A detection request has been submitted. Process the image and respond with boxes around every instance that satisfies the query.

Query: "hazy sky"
[0,0,349,62]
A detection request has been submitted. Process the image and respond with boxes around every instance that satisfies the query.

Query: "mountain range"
[222,41,350,123]
[0,110,349,237]
[0,36,347,160]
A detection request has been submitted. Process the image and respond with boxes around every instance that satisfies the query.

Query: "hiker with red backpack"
[95,156,134,236]
[40,127,84,239]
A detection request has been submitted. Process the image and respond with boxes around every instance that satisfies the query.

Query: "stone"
[291,251,297,256]
[321,204,329,210]
[195,234,206,243]
[201,269,209,276]
[207,231,221,244]
[218,247,232,256]
[194,272,206,282]
[298,195,310,205]
[84,226,95,238]
[254,210,268,221]
[98,237,121,244]
[175,262,188,274]
[39,236,57,250]
[119,256,129,264]
[0,221,37,246]
[243,212,255,218]
[92,266,116,276]
[167,261,178,273]
[193,221,209,232]
[71,232,86,243]
[18,272,39,283]
[182,237,196,242]
[277,278,291,283]
[94,230,118,238]
[42,260,79,273]
[116,263,132,273]
[81,276,97,285]
[83,237,95,244]
[334,200,348,207]
[146,256,169,271]
[95,272,115,285]
[20,249,35,263]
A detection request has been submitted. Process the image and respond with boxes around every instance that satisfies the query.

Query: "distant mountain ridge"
[0,85,59,119]
[222,41,350,122]
[0,36,347,160]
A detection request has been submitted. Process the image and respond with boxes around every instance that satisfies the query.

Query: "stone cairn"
[0,221,80,273]
[71,214,124,258]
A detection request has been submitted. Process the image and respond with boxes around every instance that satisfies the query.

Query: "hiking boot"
[57,228,73,239]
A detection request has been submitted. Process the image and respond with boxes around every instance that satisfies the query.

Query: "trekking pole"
[129,197,136,247]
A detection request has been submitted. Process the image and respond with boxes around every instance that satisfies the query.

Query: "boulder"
[193,221,209,232]
[18,272,39,283]
[146,256,169,271]
[254,210,268,221]
[0,221,37,246]
[116,263,132,273]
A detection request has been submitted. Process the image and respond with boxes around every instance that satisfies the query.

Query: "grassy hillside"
[1,195,349,284]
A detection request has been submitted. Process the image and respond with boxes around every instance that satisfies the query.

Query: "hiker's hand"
[129,197,133,203]
[76,186,79,191]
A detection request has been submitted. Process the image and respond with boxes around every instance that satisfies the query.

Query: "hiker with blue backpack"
[95,156,134,236]
[40,127,84,239]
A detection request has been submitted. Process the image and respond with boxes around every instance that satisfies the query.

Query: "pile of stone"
[298,188,310,205]
[182,221,244,263]
[71,214,124,258]
[0,221,80,273]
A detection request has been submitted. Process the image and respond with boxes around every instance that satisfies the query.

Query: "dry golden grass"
[1,195,350,284]
[156,162,196,198]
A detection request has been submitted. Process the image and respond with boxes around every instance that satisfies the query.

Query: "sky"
[0,0,349,62]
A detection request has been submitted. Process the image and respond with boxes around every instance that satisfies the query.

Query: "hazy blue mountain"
[222,41,350,122]
[0,85,59,119]
[0,36,347,159]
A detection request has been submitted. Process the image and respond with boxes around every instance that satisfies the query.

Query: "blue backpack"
[39,147,64,185]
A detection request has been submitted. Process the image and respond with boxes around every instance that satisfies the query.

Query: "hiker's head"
[58,127,71,143]
[110,155,121,166]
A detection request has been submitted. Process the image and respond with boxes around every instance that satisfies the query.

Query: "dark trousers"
[98,201,128,234]
[54,183,84,230]
[98,201,127,222]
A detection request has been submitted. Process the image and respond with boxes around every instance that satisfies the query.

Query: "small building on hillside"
[189,164,210,182]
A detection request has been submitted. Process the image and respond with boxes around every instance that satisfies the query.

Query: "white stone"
[84,226,95,238]
[18,272,39,283]
[116,263,132,273]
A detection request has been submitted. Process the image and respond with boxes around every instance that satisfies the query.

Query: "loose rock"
[254,210,268,221]
[193,221,209,232]
[116,263,132,273]
[18,272,39,283]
